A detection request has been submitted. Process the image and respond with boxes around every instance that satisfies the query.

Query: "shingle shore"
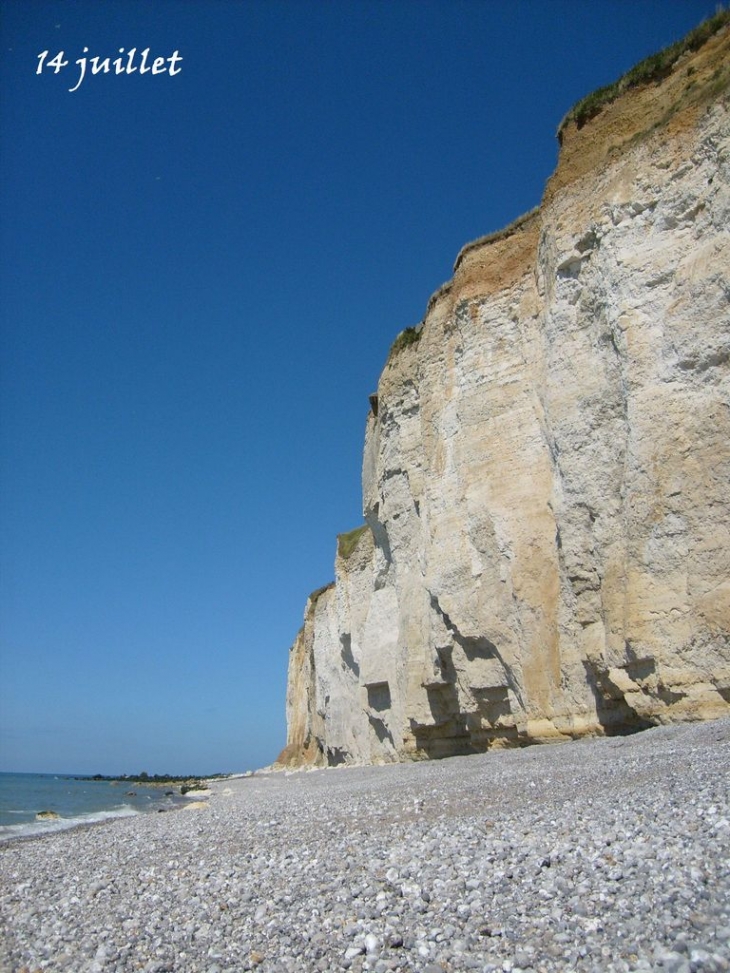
[1,719,729,973]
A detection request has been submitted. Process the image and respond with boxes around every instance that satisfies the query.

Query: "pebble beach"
[1,719,729,973]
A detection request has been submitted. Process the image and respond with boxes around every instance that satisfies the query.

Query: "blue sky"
[0,0,719,775]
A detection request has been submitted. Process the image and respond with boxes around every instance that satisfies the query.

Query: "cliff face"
[278,22,730,768]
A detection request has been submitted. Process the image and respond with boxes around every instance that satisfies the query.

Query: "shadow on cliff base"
[582,660,655,735]
[410,682,474,759]
[411,662,658,758]
[411,681,522,759]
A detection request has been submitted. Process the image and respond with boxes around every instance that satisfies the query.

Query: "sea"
[0,772,187,842]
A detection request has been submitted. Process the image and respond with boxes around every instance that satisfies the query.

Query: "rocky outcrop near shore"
[279,16,730,768]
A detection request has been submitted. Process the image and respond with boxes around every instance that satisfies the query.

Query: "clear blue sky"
[0,0,719,775]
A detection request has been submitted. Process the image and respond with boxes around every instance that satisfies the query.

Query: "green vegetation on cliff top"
[387,326,422,361]
[558,8,730,138]
[337,525,369,559]
[309,581,335,605]
[380,13,729,387]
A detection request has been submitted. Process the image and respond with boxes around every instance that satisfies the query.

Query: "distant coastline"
[0,771,226,843]
[75,771,231,794]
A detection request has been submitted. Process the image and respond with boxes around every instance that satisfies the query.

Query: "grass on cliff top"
[309,581,335,605]
[558,7,730,138]
[452,206,540,276]
[337,525,370,560]
[387,326,422,361]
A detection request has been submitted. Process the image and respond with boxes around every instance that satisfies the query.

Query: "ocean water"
[0,772,186,842]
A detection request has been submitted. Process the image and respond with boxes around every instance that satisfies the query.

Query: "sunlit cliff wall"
[277,18,730,767]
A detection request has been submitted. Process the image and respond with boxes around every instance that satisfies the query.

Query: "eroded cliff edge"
[278,17,730,768]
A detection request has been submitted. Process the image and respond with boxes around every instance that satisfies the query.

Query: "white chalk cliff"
[278,17,730,768]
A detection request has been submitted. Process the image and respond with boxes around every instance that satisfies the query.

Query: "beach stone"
[0,719,728,973]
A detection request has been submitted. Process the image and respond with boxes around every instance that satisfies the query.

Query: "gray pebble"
[0,719,728,973]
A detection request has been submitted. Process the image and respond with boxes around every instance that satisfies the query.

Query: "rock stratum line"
[278,17,730,769]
